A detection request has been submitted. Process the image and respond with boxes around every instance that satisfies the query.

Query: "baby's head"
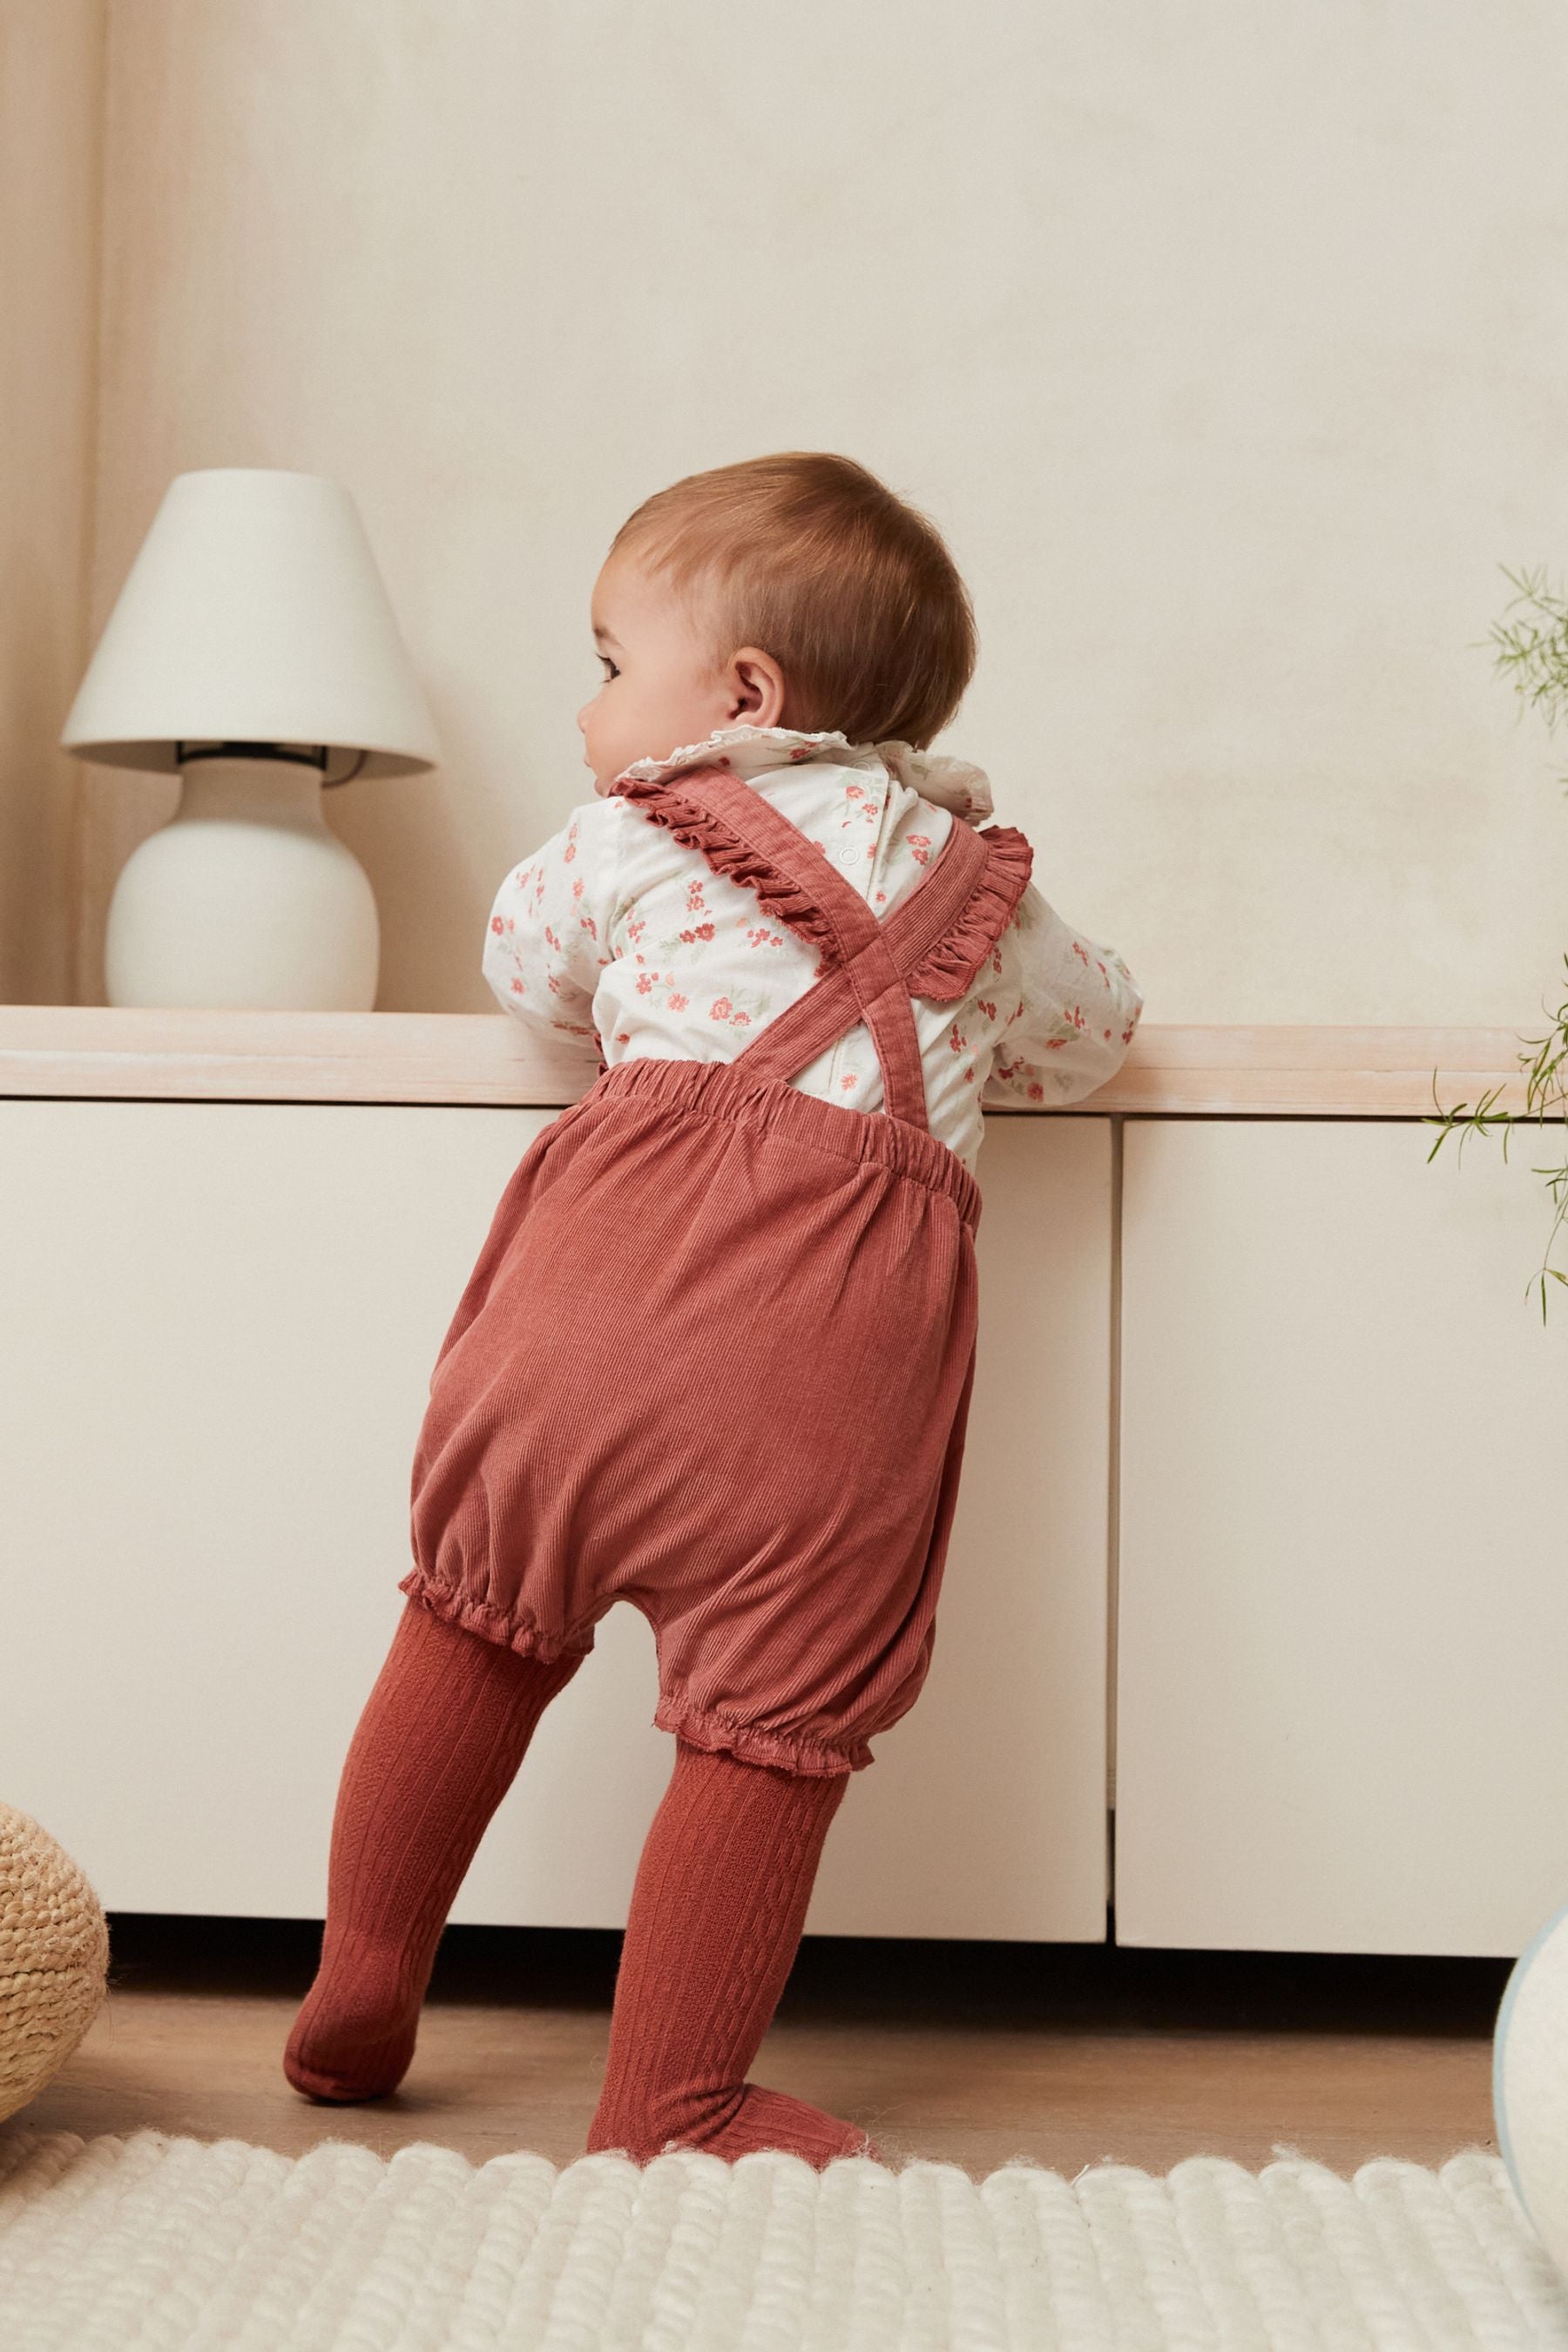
[578,452,976,790]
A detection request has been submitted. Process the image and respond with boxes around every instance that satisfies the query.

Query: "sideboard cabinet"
[2,1012,1559,1954]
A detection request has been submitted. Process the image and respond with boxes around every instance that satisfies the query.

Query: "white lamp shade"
[60,469,441,778]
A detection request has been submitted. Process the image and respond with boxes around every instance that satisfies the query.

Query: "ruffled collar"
[605,725,996,823]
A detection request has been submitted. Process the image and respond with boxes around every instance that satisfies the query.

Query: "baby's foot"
[282,1943,420,2103]
[283,2036,410,2104]
[590,2081,882,2168]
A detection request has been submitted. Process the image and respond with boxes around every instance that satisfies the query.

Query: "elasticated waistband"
[581,1056,982,1231]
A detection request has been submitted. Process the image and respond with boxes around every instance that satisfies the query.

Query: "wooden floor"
[10,1916,1507,2182]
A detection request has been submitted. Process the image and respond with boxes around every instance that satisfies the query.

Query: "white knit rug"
[2,2129,1565,2351]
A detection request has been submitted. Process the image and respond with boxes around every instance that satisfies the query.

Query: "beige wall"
[23,2,1568,1018]
[0,1,104,1004]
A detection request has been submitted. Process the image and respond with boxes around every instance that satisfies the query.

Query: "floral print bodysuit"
[482,726,1143,1175]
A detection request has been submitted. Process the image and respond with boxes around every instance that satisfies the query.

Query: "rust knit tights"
[283,1599,585,2104]
[587,1735,877,2166]
[283,1599,877,2166]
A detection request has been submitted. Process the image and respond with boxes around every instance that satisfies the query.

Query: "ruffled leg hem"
[397,1571,598,1666]
[652,1694,872,1777]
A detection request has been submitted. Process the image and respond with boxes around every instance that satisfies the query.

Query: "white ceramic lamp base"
[105,755,381,1010]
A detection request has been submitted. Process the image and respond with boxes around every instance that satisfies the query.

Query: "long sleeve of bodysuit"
[981,883,1144,1108]
[481,796,624,1050]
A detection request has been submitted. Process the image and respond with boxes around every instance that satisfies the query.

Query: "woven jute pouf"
[0,1801,108,2123]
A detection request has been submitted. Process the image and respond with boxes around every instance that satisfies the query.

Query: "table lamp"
[59,467,441,1010]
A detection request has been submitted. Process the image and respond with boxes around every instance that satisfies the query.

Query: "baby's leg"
[587,1739,882,2167]
[284,1599,584,2102]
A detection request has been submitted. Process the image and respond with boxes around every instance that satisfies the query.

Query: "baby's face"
[578,551,744,791]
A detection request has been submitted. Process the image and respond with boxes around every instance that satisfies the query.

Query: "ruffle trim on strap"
[906,822,1036,1002]
[613,767,842,964]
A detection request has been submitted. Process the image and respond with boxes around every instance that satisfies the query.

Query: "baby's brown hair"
[609,452,977,751]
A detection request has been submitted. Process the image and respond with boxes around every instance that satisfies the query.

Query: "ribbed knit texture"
[588,1738,878,2168]
[285,1623,874,2166]
[283,1601,583,2103]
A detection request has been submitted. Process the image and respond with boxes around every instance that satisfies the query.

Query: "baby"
[284,451,1143,2167]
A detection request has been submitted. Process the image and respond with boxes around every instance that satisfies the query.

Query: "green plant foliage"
[1488,567,1568,787]
[1423,568,1568,1322]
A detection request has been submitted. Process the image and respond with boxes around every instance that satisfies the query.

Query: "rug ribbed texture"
[2,2129,1565,2351]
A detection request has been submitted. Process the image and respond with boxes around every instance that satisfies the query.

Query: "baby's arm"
[482,795,624,1049]
[981,882,1144,1108]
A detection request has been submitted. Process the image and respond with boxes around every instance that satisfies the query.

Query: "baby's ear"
[727,646,787,729]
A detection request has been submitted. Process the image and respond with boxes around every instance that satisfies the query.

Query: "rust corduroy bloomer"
[402,764,1033,1778]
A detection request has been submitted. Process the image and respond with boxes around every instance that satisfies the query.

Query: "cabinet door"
[1,1100,1112,1939]
[0,1098,673,1926]
[810,1116,1114,1939]
[1116,1118,1568,1957]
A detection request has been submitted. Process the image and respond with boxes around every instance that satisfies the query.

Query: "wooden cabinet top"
[0,1006,1554,1117]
